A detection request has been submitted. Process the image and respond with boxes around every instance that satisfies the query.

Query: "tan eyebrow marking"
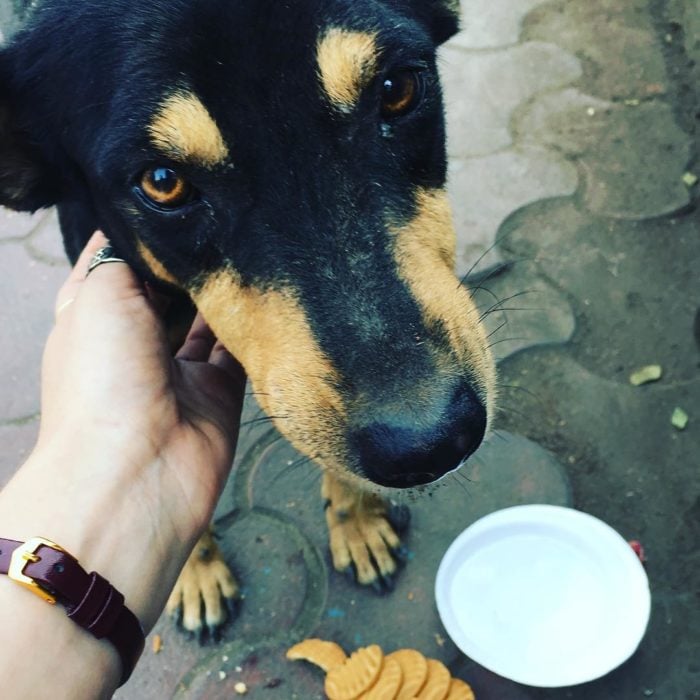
[316,28,379,111]
[148,91,229,168]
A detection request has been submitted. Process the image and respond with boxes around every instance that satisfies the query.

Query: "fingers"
[210,342,246,392]
[54,230,144,320]
[54,230,108,317]
[176,314,217,362]
[178,315,247,388]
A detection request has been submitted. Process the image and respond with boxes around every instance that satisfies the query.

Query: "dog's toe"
[326,497,407,589]
[166,530,240,643]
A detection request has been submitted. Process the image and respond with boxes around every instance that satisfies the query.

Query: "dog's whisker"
[459,228,521,285]
[497,383,543,402]
[497,404,532,422]
[465,255,539,286]
[478,289,538,322]
[482,307,544,320]
[485,320,509,340]
[269,453,316,487]
[239,414,289,428]
[468,285,501,306]
[302,467,323,488]
[450,472,471,498]
[486,336,529,350]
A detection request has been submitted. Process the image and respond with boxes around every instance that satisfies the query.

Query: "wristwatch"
[0,536,145,686]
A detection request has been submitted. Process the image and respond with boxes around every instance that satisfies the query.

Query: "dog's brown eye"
[139,167,193,208]
[381,70,422,119]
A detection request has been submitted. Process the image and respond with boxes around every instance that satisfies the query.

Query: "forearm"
[0,577,120,700]
[0,448,205,698]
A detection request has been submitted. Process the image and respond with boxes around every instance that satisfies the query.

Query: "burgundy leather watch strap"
[0,537,145,686]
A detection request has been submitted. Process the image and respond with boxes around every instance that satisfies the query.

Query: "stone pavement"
[0,0,698,698]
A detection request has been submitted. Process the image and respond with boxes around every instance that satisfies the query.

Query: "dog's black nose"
[351,383,487,488]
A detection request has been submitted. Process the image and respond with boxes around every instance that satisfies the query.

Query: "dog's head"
[0,0,495,489]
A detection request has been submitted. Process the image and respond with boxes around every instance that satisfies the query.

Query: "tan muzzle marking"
[191,270,346,462]
[390,188,497,419]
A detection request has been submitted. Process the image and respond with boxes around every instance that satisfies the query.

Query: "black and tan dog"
[0,0,495,639]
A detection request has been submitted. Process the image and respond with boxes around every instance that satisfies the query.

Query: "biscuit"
[387,649,429,699]
[445,678,475,700]
[325,644,384,700]
[359,656,403,699]
[415,659,451,700]
[286,638,348,672]
[286,639,477,700]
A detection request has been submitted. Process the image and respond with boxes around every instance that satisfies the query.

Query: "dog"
[0,0,496,641]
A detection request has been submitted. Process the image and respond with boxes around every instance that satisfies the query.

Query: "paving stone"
[498,198,700,382]
[174,640,326,699]
[26,208,68,264]
[471,262,576,364]
[441,42,581,159]
[449,148,578,277]
[515,89,692,218]
[0,242,65,422]
[0,418,39,489]
[448,0,551,49]
[0,207,49,241]
[522,0,670,100]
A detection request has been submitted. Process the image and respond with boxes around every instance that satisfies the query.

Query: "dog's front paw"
[166,529,239,643]
[323,473,410,593]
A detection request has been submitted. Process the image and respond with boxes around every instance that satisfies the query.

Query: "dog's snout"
[351,382,487,488]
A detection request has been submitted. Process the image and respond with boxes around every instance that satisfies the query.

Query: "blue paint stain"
[262,566,272,575]
[353,633,363,647]
[327,608,346,619]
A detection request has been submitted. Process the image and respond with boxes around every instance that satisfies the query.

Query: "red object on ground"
[628,540,647,563]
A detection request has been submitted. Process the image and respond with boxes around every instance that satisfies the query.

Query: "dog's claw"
[392,545,410,563]
[387,503,411,534]
[207,624,222,643]
[197,627,207,646]
[381,573,395,592]
[225,597,240,618]
[171,606,183,627]
[342,565,356,583]
[371,579,384,595]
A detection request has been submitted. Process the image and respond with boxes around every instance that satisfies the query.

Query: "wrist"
[0,446,202,631]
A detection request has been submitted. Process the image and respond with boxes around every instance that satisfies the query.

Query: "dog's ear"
[0,49,59,212]
[408,0,460,44]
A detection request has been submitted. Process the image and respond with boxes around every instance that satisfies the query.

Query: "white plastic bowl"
[435,505,651,687]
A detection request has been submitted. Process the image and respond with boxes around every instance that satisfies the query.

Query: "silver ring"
[87,245,127,275]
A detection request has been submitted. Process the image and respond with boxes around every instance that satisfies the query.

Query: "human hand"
[0,231,245,629]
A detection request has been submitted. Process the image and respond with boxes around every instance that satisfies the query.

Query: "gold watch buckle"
[8,537,66,605]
